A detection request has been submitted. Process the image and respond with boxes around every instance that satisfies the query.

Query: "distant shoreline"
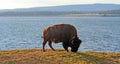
[61,14,120,17]
[0,14,120,17]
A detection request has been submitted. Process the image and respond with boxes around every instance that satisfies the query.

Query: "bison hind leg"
[42,40,47,52]
[48,41,55,51]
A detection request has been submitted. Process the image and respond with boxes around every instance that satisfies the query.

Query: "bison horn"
[71,36,78,44]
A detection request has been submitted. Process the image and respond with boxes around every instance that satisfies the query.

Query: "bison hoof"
[52,49,55,51]
[43,50,45,52]
[67,50,69,52]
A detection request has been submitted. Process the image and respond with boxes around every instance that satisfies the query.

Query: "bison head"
[70,36,82,52]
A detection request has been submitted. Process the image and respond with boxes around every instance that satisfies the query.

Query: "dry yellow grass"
[0,48,120,64]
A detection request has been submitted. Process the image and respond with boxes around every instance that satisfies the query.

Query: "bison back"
[42,24,77,43]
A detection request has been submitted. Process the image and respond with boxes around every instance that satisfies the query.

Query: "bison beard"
[42,24,82,52]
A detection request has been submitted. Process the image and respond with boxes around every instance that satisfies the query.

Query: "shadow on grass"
[76,52,115,64]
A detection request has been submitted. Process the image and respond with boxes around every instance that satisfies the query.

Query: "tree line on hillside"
[0,9,120,17]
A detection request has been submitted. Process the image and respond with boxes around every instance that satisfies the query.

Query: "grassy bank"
[0,49,120,64]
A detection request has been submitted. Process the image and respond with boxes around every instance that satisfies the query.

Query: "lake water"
[0,17,120,52]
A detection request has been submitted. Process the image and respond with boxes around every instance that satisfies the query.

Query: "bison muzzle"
[41,24,82,52]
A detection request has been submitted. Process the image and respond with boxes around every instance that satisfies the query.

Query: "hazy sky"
[0,0,120,9]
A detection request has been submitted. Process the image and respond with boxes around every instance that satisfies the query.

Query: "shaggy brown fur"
[42,24,81,52]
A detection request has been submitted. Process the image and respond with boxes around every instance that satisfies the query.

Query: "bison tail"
[41,36,44,38]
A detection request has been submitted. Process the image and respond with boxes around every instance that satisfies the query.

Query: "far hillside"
[0,4,120,17]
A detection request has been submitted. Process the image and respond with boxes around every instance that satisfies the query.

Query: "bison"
[41,24,82,52]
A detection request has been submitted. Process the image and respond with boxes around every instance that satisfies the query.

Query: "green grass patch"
[0,49,120,64]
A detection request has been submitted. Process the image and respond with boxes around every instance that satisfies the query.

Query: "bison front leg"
[62,42,69,52]
[48,41,55,51]
[42,40,47,52]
